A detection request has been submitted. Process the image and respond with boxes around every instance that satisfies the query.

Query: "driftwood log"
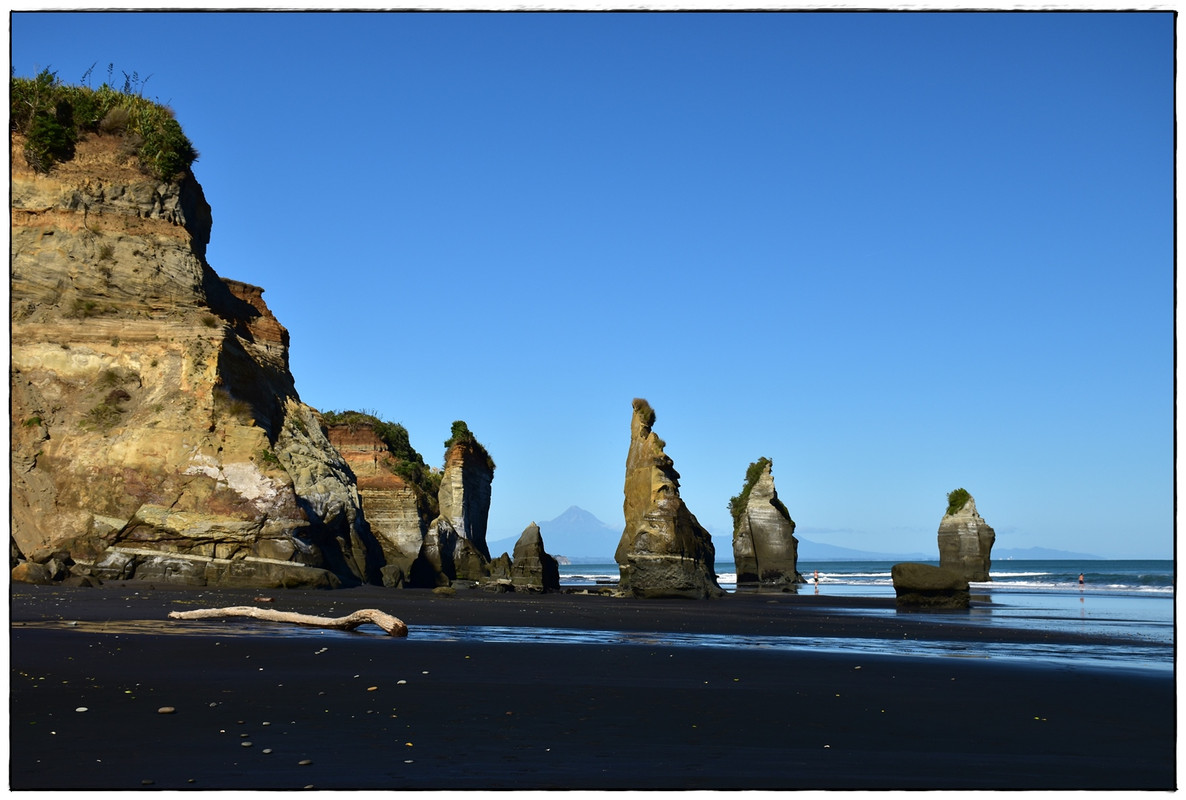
[167,606,408,636]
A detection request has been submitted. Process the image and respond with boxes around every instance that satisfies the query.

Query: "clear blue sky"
[11,10,1174,558]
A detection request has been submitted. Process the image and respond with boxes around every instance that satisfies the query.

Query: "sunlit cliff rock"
[10,130,382,588]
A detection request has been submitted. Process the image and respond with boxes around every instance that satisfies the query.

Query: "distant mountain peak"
[488,505,620,561]
[547,505,615,529]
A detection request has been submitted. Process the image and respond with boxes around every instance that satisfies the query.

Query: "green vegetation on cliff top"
[320,409,442,496]
[632,397,656,429]
[11,67,198,180]
[444,420,496,472]
[946,487,972,516]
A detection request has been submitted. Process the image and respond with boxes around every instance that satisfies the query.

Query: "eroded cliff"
[322,414,438,586]
[10,128,381,588]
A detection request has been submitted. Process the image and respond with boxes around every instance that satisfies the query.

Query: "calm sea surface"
[554,559,1174,672]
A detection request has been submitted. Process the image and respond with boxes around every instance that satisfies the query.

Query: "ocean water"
[558,559,1174,671]
[560,558,1174,597]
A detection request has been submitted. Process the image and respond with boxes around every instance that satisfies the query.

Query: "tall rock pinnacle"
[614,399,723,598]
[417,421,495,585]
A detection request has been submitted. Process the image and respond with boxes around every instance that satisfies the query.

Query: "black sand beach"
[9,584,1175,790]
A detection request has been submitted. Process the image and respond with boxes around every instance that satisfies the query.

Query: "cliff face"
[615,399,723,599]
[10,131,380,588]
[732,461,802,587]
[937,494,996,582]
[323,423,434,585]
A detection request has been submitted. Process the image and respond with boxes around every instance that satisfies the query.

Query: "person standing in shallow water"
[1079,573,1085,587]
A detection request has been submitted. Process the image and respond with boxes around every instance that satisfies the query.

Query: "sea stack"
[614,399,724,599]
[418,421,495,584]
[731,458,803,587]
[937,488,995,582]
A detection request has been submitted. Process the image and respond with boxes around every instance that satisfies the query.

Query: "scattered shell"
[157,707,176,715]
[262,749,273,754]
[241,741,253,747]
[397,680,407,685]
[298,759,313,766]
[75,707,88,713]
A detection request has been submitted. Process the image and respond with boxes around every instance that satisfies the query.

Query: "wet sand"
[9,584,1176,790]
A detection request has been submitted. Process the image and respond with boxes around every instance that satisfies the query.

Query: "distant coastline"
[520,506,1129,564]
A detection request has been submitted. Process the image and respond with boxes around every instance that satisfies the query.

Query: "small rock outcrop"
[891,562,971,609]
[731,458,803,587]
[937,489,995,582]
[614,399,724,599]
[416,422,495,585]
[510,522,561,593]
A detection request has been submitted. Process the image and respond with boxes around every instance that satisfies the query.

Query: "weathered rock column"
[731,458,802,587]
[937,489,996,582]
[614,399,724,599]
[416,422,495,584]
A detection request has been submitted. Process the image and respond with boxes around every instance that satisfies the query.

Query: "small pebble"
[241,741,252,748]
[262,749,273,754]
[298,759,313,766]
[157,707,176,715]
[75,707,88,713]
[397,680,407,685]
[367,686,378,692]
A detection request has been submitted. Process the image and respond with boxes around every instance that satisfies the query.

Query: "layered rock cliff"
[322,416,438,587]
[10,128,382,588]
[615,399,723,599]
[731,458,802,587]
[937,489,995,582]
